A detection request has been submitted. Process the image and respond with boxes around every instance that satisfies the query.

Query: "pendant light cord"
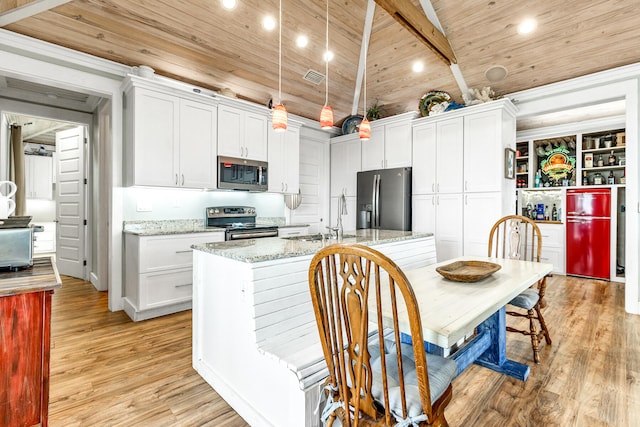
[278,0,282,104]
[325,0,329,106]
[363,31,367,115]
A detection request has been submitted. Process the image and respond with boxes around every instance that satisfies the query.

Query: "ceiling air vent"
[303,69,325,85]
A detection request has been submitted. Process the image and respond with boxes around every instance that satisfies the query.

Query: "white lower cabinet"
[413,194,463,262]
[278,226,310,237]
[33,222,56,253]
[463,192,504,257]
[124,231,224,321]
[536,223,566,274]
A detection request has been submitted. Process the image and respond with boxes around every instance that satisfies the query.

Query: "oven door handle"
[229,230,278,240]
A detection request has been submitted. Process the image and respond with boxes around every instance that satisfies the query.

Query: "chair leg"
[535,304,552,345]
[527,308,541,364]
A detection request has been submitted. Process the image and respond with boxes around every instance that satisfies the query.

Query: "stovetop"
[205,206,276,231]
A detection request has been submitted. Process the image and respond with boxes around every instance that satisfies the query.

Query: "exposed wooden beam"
[0,0,71,26]
[417,0,468,96]
[374,0,457,65]
[351,0,376,116]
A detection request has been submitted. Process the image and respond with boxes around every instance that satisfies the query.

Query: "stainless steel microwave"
[217,156,268,191]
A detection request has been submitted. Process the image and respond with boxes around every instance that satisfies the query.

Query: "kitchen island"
[0,257,61,427]
[191,230,435,427]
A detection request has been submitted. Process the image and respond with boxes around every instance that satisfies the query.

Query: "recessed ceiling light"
[262,16,276,31]
[296,35,308,48]
[221,0,237,10]
[323,50,334,62]
[518,18,537,35]
[412,61,424,73]
[485,65,508,82]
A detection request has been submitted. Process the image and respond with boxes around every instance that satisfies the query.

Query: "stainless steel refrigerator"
[356,167,411,230]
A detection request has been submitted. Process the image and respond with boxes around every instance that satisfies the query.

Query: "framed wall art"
[505,148,516,179]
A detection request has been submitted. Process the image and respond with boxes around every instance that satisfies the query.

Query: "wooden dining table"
[380,255,552,381]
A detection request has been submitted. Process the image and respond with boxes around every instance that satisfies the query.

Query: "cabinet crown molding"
[413,98,517,127]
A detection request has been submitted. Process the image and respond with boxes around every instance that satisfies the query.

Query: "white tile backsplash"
[123,187,285,220]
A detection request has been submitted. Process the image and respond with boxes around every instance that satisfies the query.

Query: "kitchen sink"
[282,233,356,242]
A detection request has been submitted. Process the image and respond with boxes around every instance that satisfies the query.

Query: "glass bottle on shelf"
[608,170,615,185]
[582,170,589,186]
[597,155,604,167]
[593,172,604,185]
[608,150,617,165]
[621,168,626,184]
[551,204,558,221]
[534,170,541,188]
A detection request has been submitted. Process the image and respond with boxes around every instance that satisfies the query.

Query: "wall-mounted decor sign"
[540,147,576,183]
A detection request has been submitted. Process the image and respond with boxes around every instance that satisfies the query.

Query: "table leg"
[473,307,530,381]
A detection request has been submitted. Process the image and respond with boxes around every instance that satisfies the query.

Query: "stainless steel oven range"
[205,206,278,241]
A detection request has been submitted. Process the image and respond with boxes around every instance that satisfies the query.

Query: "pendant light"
[359,29,370,141]
[319,0,333,129]
[272,0,287,132]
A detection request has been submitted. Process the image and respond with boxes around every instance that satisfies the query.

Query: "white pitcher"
[0,196,15,219]
[0,181,17,198]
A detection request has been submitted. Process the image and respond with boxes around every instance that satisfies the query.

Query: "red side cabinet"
[1,290,53,427]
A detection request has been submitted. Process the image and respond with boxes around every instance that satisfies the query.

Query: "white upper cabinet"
[330,134,361,197]
[463,108,514,192]
[412,117,464,195]
[127,87,179,187]
[268,124,300,193]
[179,99,218,188]
[124,78,218,189]
[25,154,53,199]
[217,104,268,161]
[384,120,413,169]
[361,113,414,171]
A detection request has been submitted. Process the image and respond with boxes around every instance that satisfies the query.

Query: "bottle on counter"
[608,170,615,185]
[544,205,549,221]
[551,204,558,221]
[608,150,617,166]
[597,155,604,167]
[582,171,589,186]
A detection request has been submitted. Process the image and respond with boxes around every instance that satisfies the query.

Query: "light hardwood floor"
[49,274,639,426]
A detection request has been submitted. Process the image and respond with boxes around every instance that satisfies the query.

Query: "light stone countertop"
[123,218,308,236]
[192,229,433,263]
[123,219,225,236]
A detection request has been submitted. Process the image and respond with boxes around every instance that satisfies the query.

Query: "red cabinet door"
[0,291,52,427]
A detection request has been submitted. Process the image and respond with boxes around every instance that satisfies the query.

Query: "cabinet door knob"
[175,174,178,185]
[181,174,185,186]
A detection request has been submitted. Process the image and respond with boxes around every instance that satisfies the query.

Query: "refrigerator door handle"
[375,174,381,227]
[372,174,378,228]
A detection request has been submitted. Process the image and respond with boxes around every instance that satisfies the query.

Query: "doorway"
[3,112,89,280]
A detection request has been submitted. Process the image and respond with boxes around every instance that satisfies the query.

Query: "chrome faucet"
[335,192,348,239]
[325,192,347,240]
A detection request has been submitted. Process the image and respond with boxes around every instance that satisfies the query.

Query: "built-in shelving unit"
[516,118,627,283]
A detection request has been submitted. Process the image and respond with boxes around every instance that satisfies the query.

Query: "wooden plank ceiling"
[1,0,639,125]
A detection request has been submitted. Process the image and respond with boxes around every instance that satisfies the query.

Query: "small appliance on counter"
[0,215,35,271]
[206,206,278,240]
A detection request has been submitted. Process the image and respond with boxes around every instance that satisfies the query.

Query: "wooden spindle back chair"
[487,215,551,363]
[308,243,456,427]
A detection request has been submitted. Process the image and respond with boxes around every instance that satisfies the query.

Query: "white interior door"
[55,126,86,279]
